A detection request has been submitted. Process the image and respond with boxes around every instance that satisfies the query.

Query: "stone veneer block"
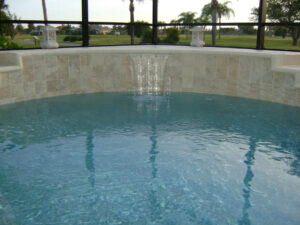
[182,63,195,91]
[227,56,239,79]
[12,83,24,100]
[205,55,217,79]
[260,83,273,102]
[193,55,206,78]
[273,72,295,89]
[284,88,298,106]
[32,55,45,81]
[23,81,36,99]
[167,55,181,68]
[214,78,227,95]
[58,56,69,79]
[9,71,22,85]
[69,55,81,78]
[171,75,183,92]
[45,56,58,79]
[0,86,12,100]
[90,54,105,77]
[0,73,9,88]
[22,56,34,82]
[216,56,228,80]
[192,77,206,93]
[238,56,251,82]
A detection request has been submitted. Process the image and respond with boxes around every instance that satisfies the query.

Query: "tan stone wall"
[0,47,299,107]
[167,53,299,106]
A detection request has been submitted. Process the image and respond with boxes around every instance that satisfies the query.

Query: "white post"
[41,0,59,49]
[190,27,205,47]
[41,26,59,49]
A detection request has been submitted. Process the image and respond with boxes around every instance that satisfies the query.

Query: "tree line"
[250,0,300,46]
[1,0,299,47]
[126,0,299,46]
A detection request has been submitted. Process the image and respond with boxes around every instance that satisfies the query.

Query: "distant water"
[0,92,300,225]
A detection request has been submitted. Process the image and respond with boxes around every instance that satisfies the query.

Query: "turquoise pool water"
[0,92,300,225]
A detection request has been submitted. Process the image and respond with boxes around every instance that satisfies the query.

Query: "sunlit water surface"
[0,92,300,225]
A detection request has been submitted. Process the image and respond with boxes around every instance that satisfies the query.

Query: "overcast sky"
[6,0,260,23]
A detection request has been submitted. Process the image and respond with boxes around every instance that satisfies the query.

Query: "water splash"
[130,54,170,96]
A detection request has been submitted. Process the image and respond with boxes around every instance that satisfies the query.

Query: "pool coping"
[1,45,299,72]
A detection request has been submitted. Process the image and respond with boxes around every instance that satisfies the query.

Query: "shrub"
[63,36,69,42]
[163,27,180,44]
[238,25,257,35]
[63,35,82,42]
[141,29,153,43]
[141,29,161,44]
[0,36,21,49]
[126,21,151,38]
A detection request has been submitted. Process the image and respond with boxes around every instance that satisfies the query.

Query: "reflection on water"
[0,92,300,225]
[149,125,159,179]
[148,124,162,223]
[238,137,257,225]
[85,130,95,188]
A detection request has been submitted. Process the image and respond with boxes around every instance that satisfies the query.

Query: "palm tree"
[201,0,235,40]
[175,11,198,39]
[41,0,48,24]
[127,0,144,44]
[0,0,9,36]
[217,1,234,33]
[0,0,8,11]
[249,7,259,22]
[211,0,217,46]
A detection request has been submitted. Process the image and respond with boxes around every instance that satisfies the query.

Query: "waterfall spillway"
[130,54,169,95]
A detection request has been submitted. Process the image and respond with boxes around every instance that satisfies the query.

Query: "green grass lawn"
[176,34,300,50]
[264,36,300,50]
[6,34,82,48]
[89,35,136,46]
[4,34,300,51]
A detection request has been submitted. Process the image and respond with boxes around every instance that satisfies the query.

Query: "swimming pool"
[0,92,299,225]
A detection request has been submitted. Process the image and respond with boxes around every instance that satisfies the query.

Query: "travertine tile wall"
[167,53,300,106]
[0,50,299,107]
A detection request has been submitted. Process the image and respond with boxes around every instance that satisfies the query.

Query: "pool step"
[282,55,300,66]
[275,65,300,73]
[273,64,300,88]
[0,53,21,72]
[0,65,22,72]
